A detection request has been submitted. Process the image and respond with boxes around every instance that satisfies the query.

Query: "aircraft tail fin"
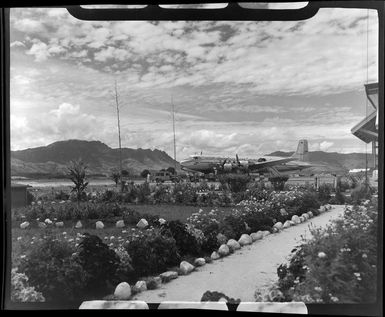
[291,139,309,162]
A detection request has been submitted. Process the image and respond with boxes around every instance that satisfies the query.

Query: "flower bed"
[12,188,330,304]
[273,198,377,303]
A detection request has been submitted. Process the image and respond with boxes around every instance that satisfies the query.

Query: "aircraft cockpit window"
[258,158,267,162]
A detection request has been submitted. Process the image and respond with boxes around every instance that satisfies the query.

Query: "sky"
[9,4,379,161]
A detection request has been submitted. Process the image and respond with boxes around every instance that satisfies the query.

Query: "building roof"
[351,110,377,143]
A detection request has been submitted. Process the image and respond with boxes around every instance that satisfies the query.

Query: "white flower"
[314,286,322,292]
[318,252,327,258]
[362,253,368,259]
[330,296,339,302]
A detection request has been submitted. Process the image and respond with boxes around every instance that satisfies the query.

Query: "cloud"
[10,41,25,48]
[25,39,50,62]
[50,103,80,117]
[9,7,375,156]
[320,141,335,151]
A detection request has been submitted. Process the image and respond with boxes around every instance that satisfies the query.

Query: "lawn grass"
[11,203,235,268]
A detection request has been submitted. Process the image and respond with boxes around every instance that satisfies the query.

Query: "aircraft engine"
[223,163,233,171]
[239,160,249,169]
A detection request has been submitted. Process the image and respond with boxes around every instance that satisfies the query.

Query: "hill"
[11,140,179,178]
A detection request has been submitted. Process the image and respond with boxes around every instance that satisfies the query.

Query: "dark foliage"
[160,220,201,256]
[76,233,121,298]
[124,230,180,277]
[18,236,86,302]
[220,214,247,240]
[218,174,251,193]
[201,290,241,304]
[269,176,289,191]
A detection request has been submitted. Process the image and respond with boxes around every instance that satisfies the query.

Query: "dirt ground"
[133,205,346,303]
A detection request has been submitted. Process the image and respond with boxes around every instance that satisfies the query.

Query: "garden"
[256,195,378,304]
[11,160,368,305]
[10,184,338,305]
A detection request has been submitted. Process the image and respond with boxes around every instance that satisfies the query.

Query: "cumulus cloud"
[26,39,50,62]
[320,141,335,151]
[9,7,375,155]
[10,41,25,48]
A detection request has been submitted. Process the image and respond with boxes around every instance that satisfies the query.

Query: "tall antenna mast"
[171,95,177,172]
[114,80,123,176]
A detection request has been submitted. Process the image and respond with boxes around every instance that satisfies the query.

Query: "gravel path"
[133,205,346,303]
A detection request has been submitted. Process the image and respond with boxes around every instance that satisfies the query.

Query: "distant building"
[316,174,340,189]
[11,184,31,208]
[286,176,316,187]
[286,174,340,189]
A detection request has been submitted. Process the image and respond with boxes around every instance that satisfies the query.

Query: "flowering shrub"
[350,184,374,205]
[18,234,87,302]
[12,202,130,222]
[114,246,136,283]
[276,201,378,303]
[124,228,180,276]
[11,268,45,302]
[186,208,223,235]
[160,220,202,257]
[317,184,332,204]
[220,213,249,240]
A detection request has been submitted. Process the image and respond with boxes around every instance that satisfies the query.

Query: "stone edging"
[109,204,335,301]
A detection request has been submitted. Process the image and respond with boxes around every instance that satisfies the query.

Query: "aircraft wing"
[248,157,295,170]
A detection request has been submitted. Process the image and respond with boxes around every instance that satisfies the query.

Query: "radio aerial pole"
[114,80,123,180]
[171,95,177,173]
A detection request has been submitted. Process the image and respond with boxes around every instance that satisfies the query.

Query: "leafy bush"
[113,246,136,284]
[54,190,70,201]
[317,184,332,204]
[161,220,201,257]
[201,290,241,304]
[76,233,121,298]
[13,202,131,222]
[350,184,373,205]
[243,211,275,233]
[276,202,378,303]
[200,231,221,254]
[11,268,45,302]
[329,189,346,205]
[18,234,87,302]
[26,191,35,205]
[122,208,142,225]
[218,174,251,193]
[220,214,248,240]
[124,228,180,277]
[269,176,289,191]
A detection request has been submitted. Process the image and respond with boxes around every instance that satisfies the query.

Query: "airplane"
[180,139,318,177]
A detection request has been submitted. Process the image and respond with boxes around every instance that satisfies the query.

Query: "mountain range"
[11,139,374,178]
[11,140,179,178]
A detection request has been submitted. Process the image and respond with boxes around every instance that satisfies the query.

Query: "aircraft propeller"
[236,154,241,166]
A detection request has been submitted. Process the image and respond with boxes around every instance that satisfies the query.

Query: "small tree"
[110,169,120,187]
[67,159,89,203]
[218,174,251,193]
[167,166,176,175]
[141,169,150,178]
[269,176,289,191]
